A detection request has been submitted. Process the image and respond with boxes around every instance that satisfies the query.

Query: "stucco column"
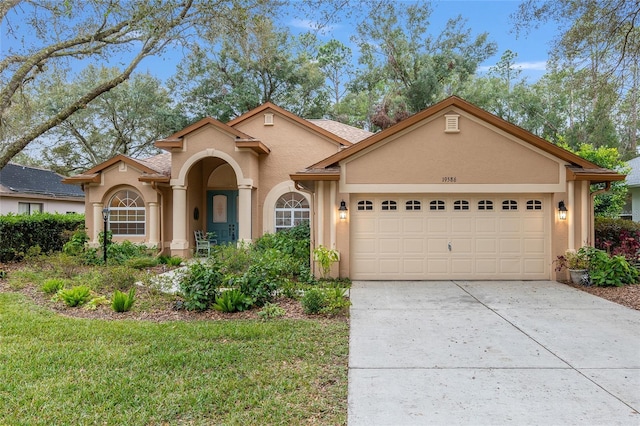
[148,202,159,247]
[238,184,252,243]
[317,181,325,247]
[567,180,575,251]
[92,202,104,246]
[580,181,589,246]
[170,185,189,250]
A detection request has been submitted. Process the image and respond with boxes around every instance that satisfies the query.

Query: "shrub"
[100,266,138,291]
[0,212,85,262]
[237,248,292,306]
[107,241,154,265]
[212,289,253,313]
[313,245,339,279]
[41,278,66,294]
[179,261,223,311]
[58,285,92,307]
[254,222,310,267]
[595,217,640,263]
[125,257,158,270]
[301,287,350,316]
[112,288,136,312]
[301,288,326,314]
[586,247,639,286]
[62,230,89,256]
[158,256,183,267]
[258,302,286,320]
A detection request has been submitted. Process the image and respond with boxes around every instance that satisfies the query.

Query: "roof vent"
[444,114,460,133]
[264,113,274,126]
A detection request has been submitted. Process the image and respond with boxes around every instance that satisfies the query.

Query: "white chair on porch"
[194,230,211,257]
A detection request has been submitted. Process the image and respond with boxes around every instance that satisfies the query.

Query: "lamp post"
[102,207,110,265]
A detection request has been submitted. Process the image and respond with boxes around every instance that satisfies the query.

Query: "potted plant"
[555,247,591,285]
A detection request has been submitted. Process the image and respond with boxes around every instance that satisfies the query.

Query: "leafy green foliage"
[58,285,91,307]
[212,289,253,313]
[595,217,640,263]
[85,296,109,311]
[158,255,183,267]
[302,287,350,316]
[125,257,159,270]
[179,261,223,311]
[62,230,89,256]
[257,302,286,320]
[40,278,66,295]
[0,213,84,262]
[313,245,339,279]
[254,223,310,268]
[112,288,136,312]
[99,266,139,292]
[585,247,639,287]
[106,241,155,265]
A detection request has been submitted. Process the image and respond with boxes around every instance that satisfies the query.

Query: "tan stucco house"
[65,97,624,281]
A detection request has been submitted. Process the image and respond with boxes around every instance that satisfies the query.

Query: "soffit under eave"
[567,167,626,183]
[62,173,101,184]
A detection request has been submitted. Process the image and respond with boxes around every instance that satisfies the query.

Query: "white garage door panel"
[350,194,550,280]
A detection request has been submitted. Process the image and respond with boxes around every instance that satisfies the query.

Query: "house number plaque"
[442,177,457,183]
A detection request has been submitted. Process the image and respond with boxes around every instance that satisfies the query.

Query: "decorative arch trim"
[172,149,253,187]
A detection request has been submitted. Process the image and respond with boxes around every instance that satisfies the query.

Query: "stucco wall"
[233,111,344,235]
[344,110,560,186]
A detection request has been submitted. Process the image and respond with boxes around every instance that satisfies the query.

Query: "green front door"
[207,190,238,245]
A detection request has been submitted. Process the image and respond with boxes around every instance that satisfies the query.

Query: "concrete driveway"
[348,281,640,425]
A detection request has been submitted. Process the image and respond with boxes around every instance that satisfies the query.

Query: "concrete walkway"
[348,281,640,425]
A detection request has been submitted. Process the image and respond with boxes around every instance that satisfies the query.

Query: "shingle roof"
[0,163,84,198]
[138,153,171,176]
[625,156,640,186]
[306,119,373,143]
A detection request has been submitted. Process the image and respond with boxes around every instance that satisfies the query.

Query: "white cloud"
[515,61,547,71]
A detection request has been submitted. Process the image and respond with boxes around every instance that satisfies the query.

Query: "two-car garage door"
[350,194,551,280]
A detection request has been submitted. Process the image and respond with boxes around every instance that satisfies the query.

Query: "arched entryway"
[169,148,254,256]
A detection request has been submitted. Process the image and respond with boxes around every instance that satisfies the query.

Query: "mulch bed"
[561,280,640,311]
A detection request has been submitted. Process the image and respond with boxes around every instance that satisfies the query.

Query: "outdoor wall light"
[558,200,567,220]
[102,207,110,265]
[338,200,348,220]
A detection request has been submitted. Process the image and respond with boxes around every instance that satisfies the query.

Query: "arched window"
[108,189,145,236]
[275,192,309,232]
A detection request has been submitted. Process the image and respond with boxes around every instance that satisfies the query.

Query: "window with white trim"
[275,192,309,232]
[108,190,145,235]
[478,200,494,211]
[406,200,421,211]
[502,200,518,211]
[526,200,543,210]
[357,200,373,211]
[18,202,43,215]
[381,200,397,211]
[430,200,446,211]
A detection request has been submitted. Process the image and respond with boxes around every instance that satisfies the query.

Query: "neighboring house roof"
[0,163,84,198]
[228,102,354,148]
[307,119,373,143]
[292,96,625,184]
[625,156,640,187]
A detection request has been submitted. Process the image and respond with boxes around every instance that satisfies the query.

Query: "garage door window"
[357,200,373,211]
[478,200,494,210]
[527,200,543,210]
[502,200,518,211]
[430,200,446,211]
[406,200,421,211]
[454,200,470,210]
[382,200,397,211]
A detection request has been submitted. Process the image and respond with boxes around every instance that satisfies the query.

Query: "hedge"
[594,217,640,262]
[0,213,85,262]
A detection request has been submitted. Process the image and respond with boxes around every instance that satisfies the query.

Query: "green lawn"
[0,293,348,425]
